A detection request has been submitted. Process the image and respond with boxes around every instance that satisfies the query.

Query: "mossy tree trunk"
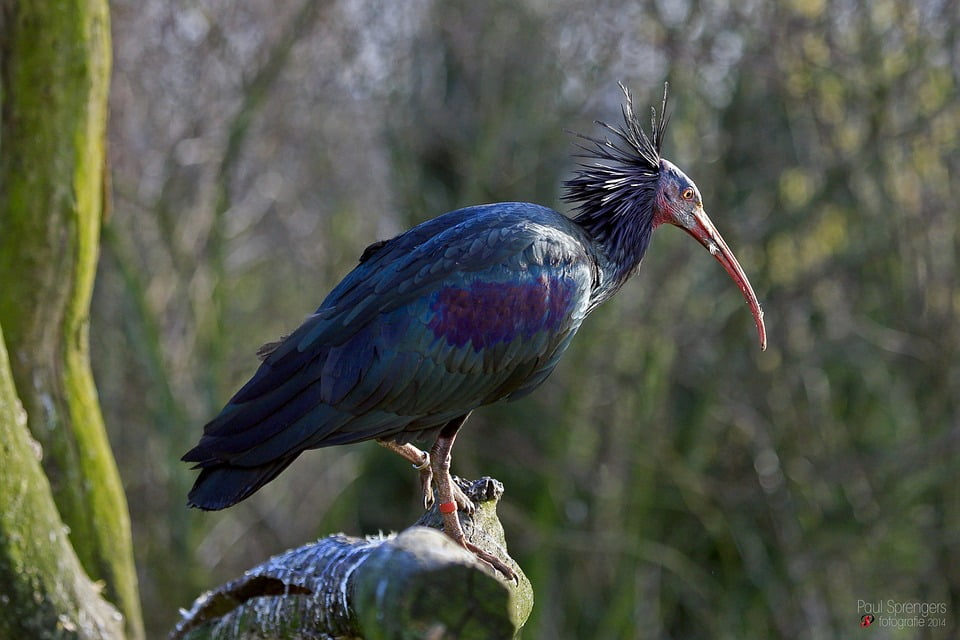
[0,1,143,638]
[0,326,126,639]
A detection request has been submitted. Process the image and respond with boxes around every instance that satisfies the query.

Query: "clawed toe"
[464,541,518,583]
[418,467,434,510]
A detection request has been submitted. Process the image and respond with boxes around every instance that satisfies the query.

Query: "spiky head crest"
[564,83,671,275]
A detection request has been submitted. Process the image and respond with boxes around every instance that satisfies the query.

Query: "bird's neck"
[574,209,655,305]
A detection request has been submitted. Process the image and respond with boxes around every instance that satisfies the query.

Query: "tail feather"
[187,457,297,510]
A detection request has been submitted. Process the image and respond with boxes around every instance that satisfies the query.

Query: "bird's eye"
[681,187,696,201]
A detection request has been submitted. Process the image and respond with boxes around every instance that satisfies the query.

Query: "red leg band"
[438,501,457,514]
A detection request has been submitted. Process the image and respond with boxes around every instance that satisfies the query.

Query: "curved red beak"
[676,208,767,351]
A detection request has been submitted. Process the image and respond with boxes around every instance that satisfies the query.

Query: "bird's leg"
[377,439,434,510]
[425,424,474,515]
[431,415,517,582]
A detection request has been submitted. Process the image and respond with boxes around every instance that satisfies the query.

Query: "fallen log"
[172,476,532,639]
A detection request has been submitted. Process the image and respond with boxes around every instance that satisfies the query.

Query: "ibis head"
[565,84,766,350]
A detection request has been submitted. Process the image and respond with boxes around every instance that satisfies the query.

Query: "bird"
[183,84,767,580]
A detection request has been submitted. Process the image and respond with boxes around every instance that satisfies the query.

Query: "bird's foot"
[379,441,476,514]
[462,539,518,584]
[430,449,512,580]
[437,504,516,582]
[378,440,449,511]
[410,452,475,513]
[386,421,514,581]
[412,450,435,510]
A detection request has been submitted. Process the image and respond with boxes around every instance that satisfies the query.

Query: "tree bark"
[172,477,533,640]
[0,324,125,639]
[0,1,143,637]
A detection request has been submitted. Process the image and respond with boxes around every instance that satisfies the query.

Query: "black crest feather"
[564,83,671,271]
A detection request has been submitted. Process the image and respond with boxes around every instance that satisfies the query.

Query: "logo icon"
[860,614,875,628]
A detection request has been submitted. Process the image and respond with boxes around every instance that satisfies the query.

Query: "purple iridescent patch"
[428,276,574,350]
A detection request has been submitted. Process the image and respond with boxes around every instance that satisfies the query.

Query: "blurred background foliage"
[95,0,958,637]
